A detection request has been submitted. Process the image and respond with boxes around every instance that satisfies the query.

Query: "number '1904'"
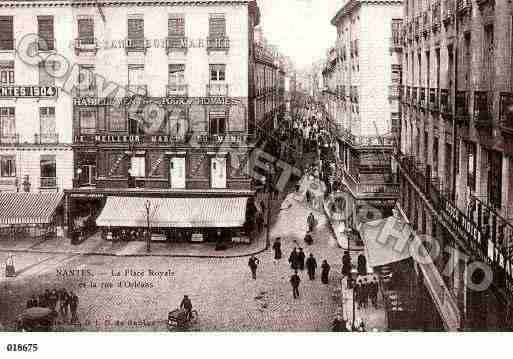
[6,344,38,352]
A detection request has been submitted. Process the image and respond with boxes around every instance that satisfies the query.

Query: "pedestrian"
[297,248,305,271]
[306,253,317,280]
[370,276,379,308]
[288,248,299,270]
[256,214,264,233]
[355,279,362,309]
[357,253,367,276]
[342,251,351,278]
[307,212,315,233]
[37,293,45,308]
[69,291,79,324]
[321,260,331,284]
[59,288,70,320]
[361,278,369,309]
[248,255,260,280]
[43,289,51,308]
[272,237,282,262]
[49,288,58,311]
[304,231,313,245]
[305,190,311,204]
[332,314,348,332]
[290,270,301,299]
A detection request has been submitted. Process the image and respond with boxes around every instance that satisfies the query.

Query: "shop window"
[79,107,96,134]
[0,62,14,85]
[130,156,145,178]
[0,156,15,177]
[109,106,127,132]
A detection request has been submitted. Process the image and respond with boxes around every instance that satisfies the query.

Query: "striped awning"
[0,192,64,225]
[96,196,248,228]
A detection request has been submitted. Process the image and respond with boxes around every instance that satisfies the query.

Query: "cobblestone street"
[0,192,352,331]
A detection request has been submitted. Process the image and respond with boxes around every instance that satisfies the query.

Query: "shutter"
[128,18,144,39]
[168,14,184,36]
[209,14,226,37]
[0,16,13,50]
[78,19,94,44]
[38,16,54,50]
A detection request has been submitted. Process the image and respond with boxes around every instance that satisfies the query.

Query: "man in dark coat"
[69,292,79,324]
[342,251,351,277]
[369,276,379,308]
[360,278,369,309]
[248,255,260,280]
[290,270,301,299]
[357,254,367,276]
[297,248,306,271]
[288,248,299,270]
[272,238,282,262]
[256,214,264,233]
[304,232,313,245]
[307,212,315,233]
[180,295,193,320]
[332,314,348,332]
[49,288,58,311]
[306,253,317,280]
[59,288,70,319]
[321,260,331,284]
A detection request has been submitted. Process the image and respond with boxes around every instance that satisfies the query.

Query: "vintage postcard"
[0,0,512,345]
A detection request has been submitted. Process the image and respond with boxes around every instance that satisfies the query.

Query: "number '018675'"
[6,344,38,352]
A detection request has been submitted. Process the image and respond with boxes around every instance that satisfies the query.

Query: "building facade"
[322,0,403,222]
[400,0,513,329]
[0,0,262,244]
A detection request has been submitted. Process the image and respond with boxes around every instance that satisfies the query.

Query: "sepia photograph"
[0,0,512,347]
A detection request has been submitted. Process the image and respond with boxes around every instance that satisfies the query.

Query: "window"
[39,60,58,86]
[488,150,502,208]
[40,107,56,134]
[445,143,452,191]
[128,18,144,39]
[40,155,56,185]
[209,14,226,37]
[168,14,185,36]
[169,64,185,84]
[109,106,127,132]
[167,107,188,138]
[0,107,15,136]
[78,18,94,45]
[484,24,494,87]
[210,64,226,81]
[467,142,476,192]
[0,156,15,177]
[79,108,96,134]
[0,62,14,85]
[128,65,145,93]
[463,33,471,88]
[0,16,14,50]
[209,113,226,135]
[37,16,54,51]
[78,65,96,94]
[130,156,145,178]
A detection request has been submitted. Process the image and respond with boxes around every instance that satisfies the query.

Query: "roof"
[96,196,248,228]
[0,0,251,7]
[330,0,403,26]
[0,192,64,225]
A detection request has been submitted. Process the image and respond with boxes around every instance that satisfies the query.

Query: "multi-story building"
[252,27,286,134]
[399,0,513,330]
[322,0,403,223]
[0,0,262,244]
[0,3,74,195]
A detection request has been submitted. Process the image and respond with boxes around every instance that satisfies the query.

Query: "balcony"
[474,91,493,129]
[40,177,57,188]
[166,84,188,97]
[388,84,400,100]
[206,36,230,54]
[124,38,150,54]
[412,87,418,106]
[0,134,19,144]
[127,85,148,96]
[165,36,188,54]
[37,38,56,52]
[207,83,229,97]
[429,88,438,110]
[440,88,451,114]
[422,12,430,37]
[414,17,420,40]
[420,87,427,108]
[74,37,99,56]
[455,90,470,125]
[35,133,59,144]
[390,21,403,52]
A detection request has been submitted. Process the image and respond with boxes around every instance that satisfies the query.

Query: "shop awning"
[0,192,64,225]
[96,196,248,228]
[360,216,414,268]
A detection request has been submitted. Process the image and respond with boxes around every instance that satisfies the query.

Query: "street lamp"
[145,200,152,253]
[264,163,275,250]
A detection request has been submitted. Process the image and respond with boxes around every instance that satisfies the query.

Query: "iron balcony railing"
[40,177,57,188]
[429,88,439,110]
[455,90,470,124]
[35,133,59,144]
[165,36,188,54]
[124,37,150,54]
[206,36,230,53]
[440,88,451,114]
[0,133,19,144]
[166,84,188,97]
[432,1,441,30]
[457,0,472,12]
[420,87,427,108]
[74,37,99,56]
[207,83,229,97]
[474,91,493,128]
[422,11,430,36]
[412,86,418,105]
[389,84,400,100]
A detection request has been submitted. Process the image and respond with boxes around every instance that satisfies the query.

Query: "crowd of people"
[26,288,79,324]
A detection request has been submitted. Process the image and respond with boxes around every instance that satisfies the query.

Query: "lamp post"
[145,200,151,253]
[265,163,275,250]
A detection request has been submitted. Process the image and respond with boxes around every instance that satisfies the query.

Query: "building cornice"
[331,0,402,26]
[0,1,250,8]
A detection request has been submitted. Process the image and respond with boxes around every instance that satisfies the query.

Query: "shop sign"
[73,97,235,106]
[74,134,187,144]
[70,193,105,199]
[0,86,57,98]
